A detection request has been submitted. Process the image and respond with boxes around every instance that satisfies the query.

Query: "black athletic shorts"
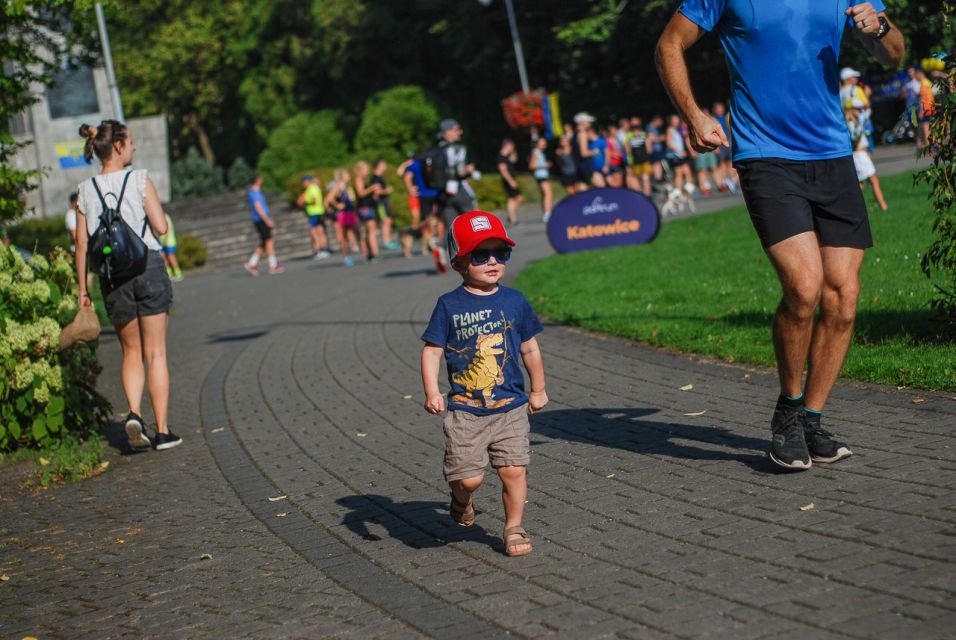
[502,179,521,198]
[254,220,272,246]
[736,156,872,249]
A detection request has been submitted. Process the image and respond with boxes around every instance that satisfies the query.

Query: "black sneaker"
[804,412,852,463]
[125,412,151,450]
[154,430,183,451]
[769,401,812,470]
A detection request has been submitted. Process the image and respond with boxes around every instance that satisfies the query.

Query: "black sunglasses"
[470,246,512,265]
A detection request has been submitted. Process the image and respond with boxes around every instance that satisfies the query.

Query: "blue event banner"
[546,188,661,254]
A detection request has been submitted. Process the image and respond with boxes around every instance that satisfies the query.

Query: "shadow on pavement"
[533,407,778,473]
[381,268,438,278]
[100,419,152,456]
[336,494,500,550]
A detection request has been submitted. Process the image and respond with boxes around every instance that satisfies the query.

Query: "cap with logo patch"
[447,210,515,258]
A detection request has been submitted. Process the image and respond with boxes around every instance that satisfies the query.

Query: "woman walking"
[497,139,523,225]
[324,169,361,266]
[529,137,553,222]
[354,161,380,262]
[74,120,181,451]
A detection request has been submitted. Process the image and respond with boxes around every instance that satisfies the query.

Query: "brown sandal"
[503,526,533,557]
[449,492,475,526]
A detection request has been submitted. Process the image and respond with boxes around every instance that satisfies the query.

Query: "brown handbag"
[59,305,101,349]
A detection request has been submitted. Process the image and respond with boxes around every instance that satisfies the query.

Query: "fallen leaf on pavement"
[38,457,49,467]
[199,553,213,561]
[799,503,815,511]
[275,512,288,518]
[680,384,694,391]
[0,574,9,581]
[684,410,707,416]
[356,432,367,438]
[912,398,926,404]
[402,395,413,400]
[115,538,125,544]
[267,495,287,502]
[606,473,615,478]
[211,427,225,433]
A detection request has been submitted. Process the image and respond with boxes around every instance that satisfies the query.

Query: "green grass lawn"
[515,171,956,391]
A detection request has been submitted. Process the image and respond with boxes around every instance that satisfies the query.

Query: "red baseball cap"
[447,210,516,258]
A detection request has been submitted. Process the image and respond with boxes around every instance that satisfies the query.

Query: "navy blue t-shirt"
[679,0,885,161]
[422,285,543,416]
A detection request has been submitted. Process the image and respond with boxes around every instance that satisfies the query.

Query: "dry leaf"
[0,574,9,581]
[912,398,926,405]
[743,374,751,379]
[115,538,125,544]
[21,637,38,640]
[606,473,616,478]
[275,512,288,518]
[684,410,707,416]
[680,384,694,391]
[98,461,109,470]
[402,395,413,400]
[37,457,49,467]
[799,503,815,511]
[211,427,225,433]
[356,432,367,438]
[267,495,287,502]
[199,553,213,561]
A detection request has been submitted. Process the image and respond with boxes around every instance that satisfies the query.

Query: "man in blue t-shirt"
[657,1,904,470]
[244,175,284,276]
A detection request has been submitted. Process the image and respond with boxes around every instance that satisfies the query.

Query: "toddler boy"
[421,210,548,557]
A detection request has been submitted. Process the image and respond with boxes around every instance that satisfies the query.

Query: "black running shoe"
[804,412,852,463]
[154,430,183,451]
[125,412,151,450]
[769,401,812,470]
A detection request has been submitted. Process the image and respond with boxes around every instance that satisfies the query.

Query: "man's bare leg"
[766,231,825,398]
[804,246,864,412]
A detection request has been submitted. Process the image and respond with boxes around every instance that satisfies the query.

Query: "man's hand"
[264,217,275,229]
[424,392,445,414]
[687,111,729,153]
[846,3,881,36]
[528,390,549,414]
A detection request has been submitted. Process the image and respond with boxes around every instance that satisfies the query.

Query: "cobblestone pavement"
[3,197,955,639]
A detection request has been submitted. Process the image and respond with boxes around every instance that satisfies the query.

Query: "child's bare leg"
[869,175,888,210]
[449,473,484,523]
[498,465,530,553]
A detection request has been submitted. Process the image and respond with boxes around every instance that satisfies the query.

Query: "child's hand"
[424,392,445,414]
[528,390,549,414]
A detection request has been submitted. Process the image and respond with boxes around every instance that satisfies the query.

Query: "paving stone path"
[3,173,955,638]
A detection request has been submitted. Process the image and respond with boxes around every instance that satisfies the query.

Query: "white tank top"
[77,169,161,251]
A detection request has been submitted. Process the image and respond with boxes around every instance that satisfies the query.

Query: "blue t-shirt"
[679,0,885,162]
[589,136,608,173]
[248,188,269,222]
[422,285,543,416]
[406,159,439,198]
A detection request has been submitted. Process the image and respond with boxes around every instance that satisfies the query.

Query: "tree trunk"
[183,113,216,164]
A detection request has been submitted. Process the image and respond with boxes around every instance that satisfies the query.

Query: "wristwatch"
[871,15,891,40]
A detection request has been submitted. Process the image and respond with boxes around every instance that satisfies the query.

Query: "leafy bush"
[257,111,351,191]
[7,216,72,255]
[0,246,111,452]
[177,232,208,270]
[354,86,440,165]
[32,434,105,487]
[916,51,956,327]
[171,147,227,200]
[226,156,257,190]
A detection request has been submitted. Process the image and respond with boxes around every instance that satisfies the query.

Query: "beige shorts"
[443,404,530,481]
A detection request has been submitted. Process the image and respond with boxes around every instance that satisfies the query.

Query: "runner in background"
[244,175,284,276]
[324,168,361,267]
[555,135,579,195]
[529,136,553,222]
[158,213,184,282]
[372,159,400,250]
[497,138,523,225]
[354,161,380,263]
[626,117,654,196]
[297,175,330,260]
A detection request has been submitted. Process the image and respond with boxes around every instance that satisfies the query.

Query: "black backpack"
[87,171,150,286]
[419,144,449,192]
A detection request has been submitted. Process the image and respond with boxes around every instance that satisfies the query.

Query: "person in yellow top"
[297,175,330,260]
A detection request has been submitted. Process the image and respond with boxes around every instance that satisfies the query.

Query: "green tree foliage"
[916,49,956,326]
[1,1,98,224]
[354,86,440,164]
[226,157,257,191]
[256,111,351,191]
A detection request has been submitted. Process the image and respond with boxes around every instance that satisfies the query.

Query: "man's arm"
[846,5,905,67]
[656,12,729,153]
[255,201,273,227]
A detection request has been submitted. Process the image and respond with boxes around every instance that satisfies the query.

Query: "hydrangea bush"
[0,246,110,450]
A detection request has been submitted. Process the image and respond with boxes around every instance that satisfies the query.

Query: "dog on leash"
[659,182,697,218]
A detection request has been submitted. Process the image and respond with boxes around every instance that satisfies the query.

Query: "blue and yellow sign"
[546,188,661,254]
[56,140,87,170]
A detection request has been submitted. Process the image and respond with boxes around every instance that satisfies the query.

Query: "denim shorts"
[101,251,173,326]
